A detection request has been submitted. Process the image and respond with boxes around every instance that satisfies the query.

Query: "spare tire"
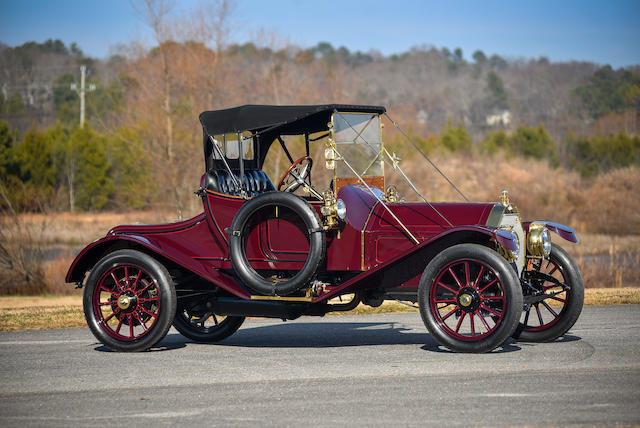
[228,192,326,296]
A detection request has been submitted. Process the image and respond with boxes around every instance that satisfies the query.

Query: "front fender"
[313,224,519,302]
[523,221,578,244]
[66,235,158,283]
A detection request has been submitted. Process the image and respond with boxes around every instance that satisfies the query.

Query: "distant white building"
[486,110,511,127]
[417,109,428,125]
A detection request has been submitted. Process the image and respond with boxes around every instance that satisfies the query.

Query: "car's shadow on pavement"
[93,323,580,353]
[94,341,187,352]
[152,321,523,353]
[421,340,521,354]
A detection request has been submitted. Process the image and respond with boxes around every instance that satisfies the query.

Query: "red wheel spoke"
[547,265,558,276]
[478,312,491,331]
[478,278,498,294]
[473,266,484,289]
[136,282,155,296]
[139,297,159,304]
[98,301,115,306]
[435,299,457,304]
[481,304,501,318]
[436,282,458,295]
[128,315,134,338]
[133,313,148,331]
[541,301,559,317]
[464,262,470,287]
[132,270,143,290]
[124,266,130,288]
[441,307,458,321]
[455,312,466,333]
[550,296,567,303]
[115,317,124,334]
[448,267,463,289]
[535,304,544,325]
[103,308,119,323]
[139,306,157,318]
[110,272,121,289]
[99,285,116,296]
[469,313,475,336]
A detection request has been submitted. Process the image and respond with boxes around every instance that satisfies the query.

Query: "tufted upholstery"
[204,170,275,197]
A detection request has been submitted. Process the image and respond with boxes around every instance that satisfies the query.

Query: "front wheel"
[514,243,584,342]
[418,244,523,353]
[83,250,177,352]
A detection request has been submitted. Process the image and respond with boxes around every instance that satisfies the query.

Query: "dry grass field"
[0,288,638,332]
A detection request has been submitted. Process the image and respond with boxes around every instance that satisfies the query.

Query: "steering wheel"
[277,156,313,193]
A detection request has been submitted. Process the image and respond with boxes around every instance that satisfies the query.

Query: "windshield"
[330,112,384,191]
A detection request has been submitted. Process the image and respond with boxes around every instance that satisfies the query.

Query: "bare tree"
[132,0,176,161]
[125,0,237,214]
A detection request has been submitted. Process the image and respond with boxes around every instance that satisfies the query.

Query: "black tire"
[418,244,523,353]
[173,302,244,342]
[228,191,326,296]
[83,249,177,352]
[514,243,584,342]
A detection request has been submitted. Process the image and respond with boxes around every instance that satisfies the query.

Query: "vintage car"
[66,104,584,353]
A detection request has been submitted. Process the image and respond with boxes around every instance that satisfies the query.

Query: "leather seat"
[203,170,275,197]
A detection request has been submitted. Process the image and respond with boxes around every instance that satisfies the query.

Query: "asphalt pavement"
[0,305,639,427]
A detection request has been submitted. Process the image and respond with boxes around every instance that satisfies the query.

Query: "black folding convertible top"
[199,104,386,136]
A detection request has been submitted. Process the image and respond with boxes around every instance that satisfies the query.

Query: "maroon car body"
[67,104,583,353]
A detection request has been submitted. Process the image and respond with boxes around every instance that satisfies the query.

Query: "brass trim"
[250,295,313,302]
[360,202,378,270]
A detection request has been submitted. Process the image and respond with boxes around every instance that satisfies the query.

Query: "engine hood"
[337,184,495,233]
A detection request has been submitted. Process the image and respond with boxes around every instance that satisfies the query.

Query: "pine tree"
[72,126,113,210]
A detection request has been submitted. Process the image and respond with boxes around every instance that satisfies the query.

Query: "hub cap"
[117,293,136,311]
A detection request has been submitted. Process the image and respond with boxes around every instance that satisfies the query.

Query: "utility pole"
[70,65,96,128]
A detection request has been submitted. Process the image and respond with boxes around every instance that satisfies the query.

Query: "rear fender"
[65,235,250,299]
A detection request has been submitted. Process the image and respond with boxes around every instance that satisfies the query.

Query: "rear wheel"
[173,300,244,342]
[418,244,522,353]
[514,243,584,342]
[83,250,177,352]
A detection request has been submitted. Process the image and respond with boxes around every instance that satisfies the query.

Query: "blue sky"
[1,0,639,67]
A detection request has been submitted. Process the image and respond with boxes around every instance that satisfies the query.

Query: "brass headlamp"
[527,222,552,258]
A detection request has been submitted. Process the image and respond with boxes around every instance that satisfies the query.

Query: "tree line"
[0,121,150,212]
[0,0,638,214]
[2,114,637,214]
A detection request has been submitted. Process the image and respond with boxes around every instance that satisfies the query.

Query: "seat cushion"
[204,170,274,197]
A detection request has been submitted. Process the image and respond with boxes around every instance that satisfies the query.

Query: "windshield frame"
[329,111,385,194]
